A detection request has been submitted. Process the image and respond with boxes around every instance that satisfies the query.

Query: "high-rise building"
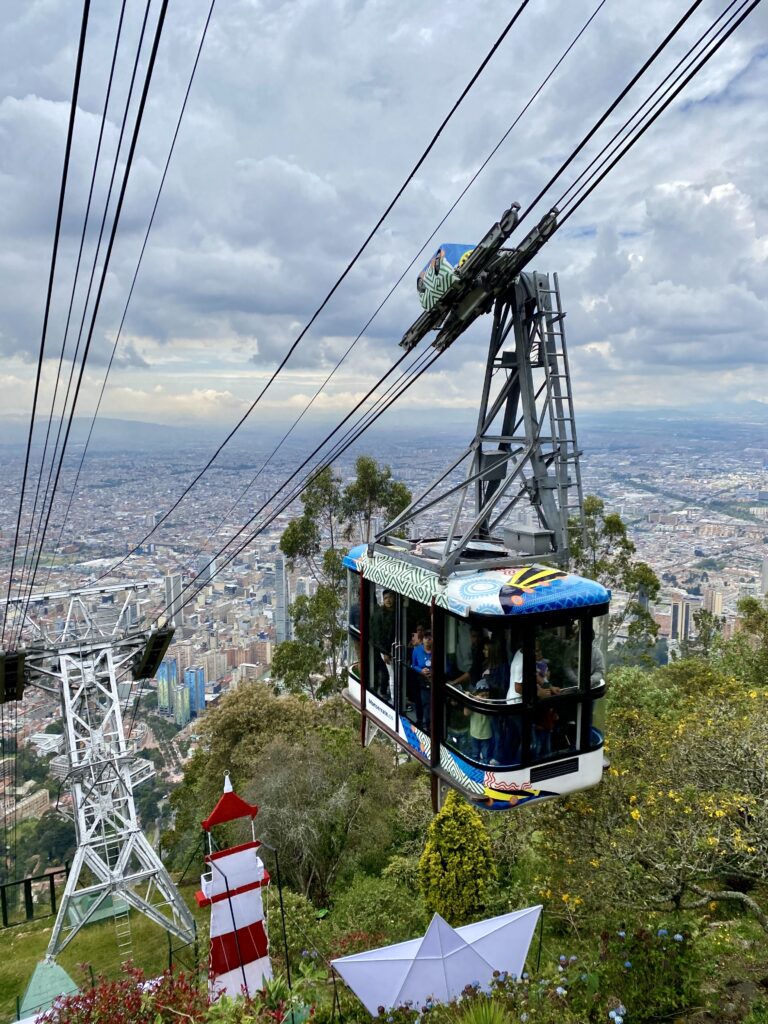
[762,558,768,597]
[274,554,291,643]
[157,657,178,715]
[184,665,206,717]
[164,574,184,625]
[670,594,701,641]
[703,587,724,616]
[173,684,191,727]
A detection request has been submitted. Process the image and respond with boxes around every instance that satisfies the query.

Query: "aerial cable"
[166,342,445,625]
[16,0,132,610]
[150,342,441,627]
[556,0,756,222]
[31,0,155,603]
[14,0,157,641]
[42,0,218,596]
[170,0,611,583]
[99,0,536,581]
[157,0,760,622]
[1,0,91,648]
[149,344,429,620]
[515,0,707,227]
[13,0,171,640]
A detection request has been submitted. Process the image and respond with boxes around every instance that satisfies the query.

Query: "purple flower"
[657,928,668,937]
[624,960,632,969]
[674,933,684,942]
[617,930,626,938]
[556,986,567,997]
[559,954,567,963]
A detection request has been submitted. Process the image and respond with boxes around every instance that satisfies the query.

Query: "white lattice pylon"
[25,637,195,958]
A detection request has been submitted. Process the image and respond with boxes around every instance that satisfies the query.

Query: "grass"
[0,880,208,1021]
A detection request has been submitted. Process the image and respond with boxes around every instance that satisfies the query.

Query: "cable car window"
[369,585,396,704]
[347,632,361,682]
[590,692,606,747]
[445,619,484,692]
[532,621,581,759]
[347,570,361,634]
[591,613,608,688]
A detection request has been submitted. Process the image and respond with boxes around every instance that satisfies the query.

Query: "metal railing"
[0,864,69,929]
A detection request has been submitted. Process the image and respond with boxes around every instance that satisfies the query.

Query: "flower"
[609,1013,617,1021]
[630,808,641,822]
[559,954,567,963]
[520,1015,529,1023]
[624,960,632,969]
[556,986,567,997]
[615,1017,624,1024]
[569,955,578,962]
[617,930,626,938]
[674,933,684,942]
[522,972,529,980]
[657,928,668,937]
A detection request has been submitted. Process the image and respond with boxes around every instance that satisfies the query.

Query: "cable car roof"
[344,544,609,618]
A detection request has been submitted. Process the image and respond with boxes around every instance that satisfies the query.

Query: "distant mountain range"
[0,403,766,453]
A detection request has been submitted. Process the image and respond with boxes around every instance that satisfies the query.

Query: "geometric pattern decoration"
[417,244,475,310]
[343,544,610,619]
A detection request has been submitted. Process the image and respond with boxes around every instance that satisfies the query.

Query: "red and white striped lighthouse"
[196,775,272,998]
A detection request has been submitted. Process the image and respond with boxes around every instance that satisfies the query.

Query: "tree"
[272,457,410,697]
[570,495,660,648]
[271,586,346,696]
[716,595,768,688]
[679,608,723,660]
[419,790,496,926]
[248,729,399,903]
[342,455,411,543]
[529,661,768,934]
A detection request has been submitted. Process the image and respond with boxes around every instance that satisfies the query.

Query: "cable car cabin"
[343,543,610,810]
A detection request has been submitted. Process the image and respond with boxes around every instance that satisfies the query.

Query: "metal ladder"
[535,272,585,544]
[112,897,133,961]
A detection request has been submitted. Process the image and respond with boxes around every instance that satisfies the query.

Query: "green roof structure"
[18,959,79,1021]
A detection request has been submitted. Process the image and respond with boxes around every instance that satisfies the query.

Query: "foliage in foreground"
[40,924,702,1024]
[419,790,496,927]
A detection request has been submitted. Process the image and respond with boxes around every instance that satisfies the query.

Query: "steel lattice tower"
[2,583,195,960]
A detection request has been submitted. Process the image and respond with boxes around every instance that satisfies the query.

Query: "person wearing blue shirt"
[411,631,433,731]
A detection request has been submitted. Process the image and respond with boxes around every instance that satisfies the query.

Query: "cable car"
[342,207,611,809]
[344,543,609,809]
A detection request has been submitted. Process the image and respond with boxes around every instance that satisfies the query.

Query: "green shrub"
[419,791,496,926]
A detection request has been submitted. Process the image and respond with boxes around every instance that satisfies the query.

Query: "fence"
[0,864,69,929]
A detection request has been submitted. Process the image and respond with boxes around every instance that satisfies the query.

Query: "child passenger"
[465,679,493,762]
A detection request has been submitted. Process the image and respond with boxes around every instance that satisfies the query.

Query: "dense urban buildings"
[0,414,766,802]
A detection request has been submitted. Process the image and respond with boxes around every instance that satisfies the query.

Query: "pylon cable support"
[41,0,218,596]
[1,0,91,647]
[152,0,759,622]
[11,0,171,648]
[97,0,535,582]
[168,0,611,583]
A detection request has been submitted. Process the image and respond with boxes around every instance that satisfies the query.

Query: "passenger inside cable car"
[343,545,610,808]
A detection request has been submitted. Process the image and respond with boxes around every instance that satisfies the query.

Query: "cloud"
[0,0,765,432]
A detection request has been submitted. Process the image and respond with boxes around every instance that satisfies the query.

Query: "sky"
[0,0,767,437]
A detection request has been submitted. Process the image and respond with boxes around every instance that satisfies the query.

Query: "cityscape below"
[1,409,766,830]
